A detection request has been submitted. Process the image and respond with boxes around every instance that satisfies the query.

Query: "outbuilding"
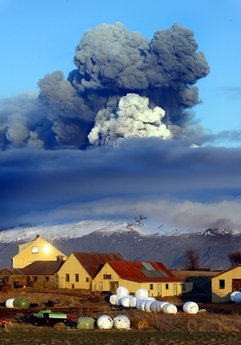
[93,260,191,297]
[211,265,241,302]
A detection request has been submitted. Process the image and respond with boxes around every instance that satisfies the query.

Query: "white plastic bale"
[5,298,15,308]
[156,301,169,312]
[109,294,118,305]
[135,288,149,298]
[96,314,113,329]
[129,296,138,308]
[119,296,132,308]
[138,299,149,311]
[234,292,241,303]
[136,297,148,310]
[113,315,131,330]
[136,297,155,311]
[162,303,178,314]
[150,301,159,312]
[116,295,125,306]
[183,301,199,314]
[116,286,129,296]
[230,291,239,302]
[144,300,157,312]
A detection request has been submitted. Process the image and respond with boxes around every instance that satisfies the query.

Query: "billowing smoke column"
[0,22,209,150]
[88,93,172,146]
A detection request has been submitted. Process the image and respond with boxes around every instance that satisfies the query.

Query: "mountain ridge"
[0,220,239,270]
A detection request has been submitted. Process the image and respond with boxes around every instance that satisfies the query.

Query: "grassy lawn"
[1,327,241,345]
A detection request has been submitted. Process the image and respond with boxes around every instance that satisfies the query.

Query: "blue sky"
[1,0,241,232]
[1,0,241,134]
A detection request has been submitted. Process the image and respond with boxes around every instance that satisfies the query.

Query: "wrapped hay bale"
[183,301,199,314]
[144,299,156,312]
[136,298,148,310]
[135,288,148,298]
[113,315,131,330]
[157,301,170,312]
[230,291,241,302]
[129,296,138,308]
[137,297,155,311]
[12,297,30,309]
[149,301,159,312]
[116,286,129,296]
[234,293,241,303]
[162,303,177,314]
[116,295,126,306]
[149,301,168,312]
[96,314,113,329]
[5,298,15,308]
[119,296,132,308]
[109,294,118,305]
[76,317,95,330]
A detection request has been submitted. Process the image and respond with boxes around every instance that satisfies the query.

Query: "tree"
[183,248,200,270]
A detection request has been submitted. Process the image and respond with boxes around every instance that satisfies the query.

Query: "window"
[86,277,89,282]
[66,274,70,282]
[32,246,39,254]
[103,274,112,280]
[44,276,49,282]
[33,276,38,282]
[75,274,79,282]
[165,283,169,290]
[219,279,225,289]
[150,284,153,290]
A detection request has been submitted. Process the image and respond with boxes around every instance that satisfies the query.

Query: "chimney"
[56,255,64,263]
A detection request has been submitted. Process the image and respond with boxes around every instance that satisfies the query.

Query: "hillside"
[0,221,239,269]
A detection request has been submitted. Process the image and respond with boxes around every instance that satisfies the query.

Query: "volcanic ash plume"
[88,93,172,146]
[0,22,209,150]
[70,22,209,126]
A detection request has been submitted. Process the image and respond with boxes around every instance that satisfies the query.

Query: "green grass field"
[1,327,241,345]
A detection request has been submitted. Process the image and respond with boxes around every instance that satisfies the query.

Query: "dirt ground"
[1,288,241,344]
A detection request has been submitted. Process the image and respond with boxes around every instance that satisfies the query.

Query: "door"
[232,279,241,291]
[109,281,119,293]
[99,281,103,292]
[157,284,162,296]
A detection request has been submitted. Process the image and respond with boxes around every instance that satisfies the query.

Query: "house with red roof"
[57,252,123,290]
[93,260,192,297]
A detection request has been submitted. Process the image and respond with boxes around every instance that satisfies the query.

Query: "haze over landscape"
[1,0,241,235]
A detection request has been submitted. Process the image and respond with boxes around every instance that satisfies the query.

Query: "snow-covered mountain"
[0,219,239,270]
[0,220,149,244]
[0,215,238,244]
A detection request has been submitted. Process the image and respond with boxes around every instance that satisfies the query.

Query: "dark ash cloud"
[0,22,209,150]
[1,139,241,230]
[2,22,240,233]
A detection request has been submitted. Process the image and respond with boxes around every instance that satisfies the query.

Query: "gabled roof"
[0,268,24,275]
[22,261,64,275]
[107,260,183,283]
[16,235,66,257]
[211,265,241,279]
[72,252,123,279]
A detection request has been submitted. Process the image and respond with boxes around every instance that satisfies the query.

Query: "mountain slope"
[0,221,239,269]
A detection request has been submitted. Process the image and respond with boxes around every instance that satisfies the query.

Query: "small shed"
[211,265,241,302]
[0,268,25,289]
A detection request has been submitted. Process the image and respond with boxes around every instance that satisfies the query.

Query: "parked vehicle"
[27,309,67,326]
